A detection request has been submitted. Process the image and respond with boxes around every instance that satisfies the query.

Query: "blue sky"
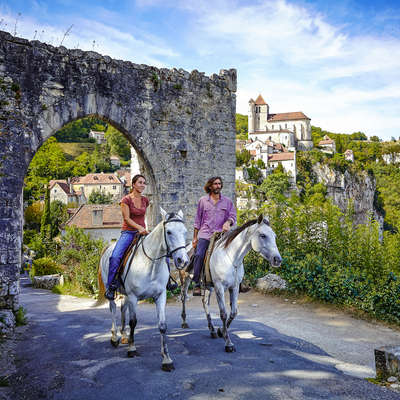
[1,0,400,140]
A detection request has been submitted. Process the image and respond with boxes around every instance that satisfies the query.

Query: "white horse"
[97,208,189,371]
[180,215,282,352]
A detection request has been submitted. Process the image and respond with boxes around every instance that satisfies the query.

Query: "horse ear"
[177,209,184,219]
[160,207,167,220]
[263,216,270,225]
[257,214,263,224]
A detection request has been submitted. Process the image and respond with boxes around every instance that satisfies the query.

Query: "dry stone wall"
[0,31,237,326]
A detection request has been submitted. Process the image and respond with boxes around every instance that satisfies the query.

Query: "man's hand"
[192,237,198,248]
[222,220,232,232]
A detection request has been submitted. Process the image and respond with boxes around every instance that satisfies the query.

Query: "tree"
[236,114,248,139]
[40,186,51,242]
[71,152,95,176]
[259,172,290,201]
[236,149,251,166]
[105,125,130,161]
[88,190,113,204]
[24,201,44,231]
[350,131,367,141]
[370,136,380,142]
[49,200,68,238]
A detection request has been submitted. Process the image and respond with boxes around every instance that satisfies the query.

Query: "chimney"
[67,177,72,193]
[92,207,103,227]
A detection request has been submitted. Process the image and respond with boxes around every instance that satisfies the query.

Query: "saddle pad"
[118,234,140,278]
[203,231,224,286]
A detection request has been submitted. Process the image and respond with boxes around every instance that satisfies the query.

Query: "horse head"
[250,214,282,268]
[160,207,189,270]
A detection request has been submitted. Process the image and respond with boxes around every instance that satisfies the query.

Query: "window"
[272,125,274,130]
[112,186,116,190]
[285,123,287,129]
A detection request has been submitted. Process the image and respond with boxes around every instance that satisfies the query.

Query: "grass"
[14,306,27,326]
[58,142,95,160]
[52,281,96,298]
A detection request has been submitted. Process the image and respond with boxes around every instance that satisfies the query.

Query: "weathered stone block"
[32,274,64,290]
[375,346,400,379]
[256,274,288,292]
[0,310,15,335]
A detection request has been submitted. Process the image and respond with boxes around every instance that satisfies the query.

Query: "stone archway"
[0,31,237,323]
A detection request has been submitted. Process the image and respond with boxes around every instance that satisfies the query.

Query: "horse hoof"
[210,331,218,339]
[225,345,236,353]
[127,350,139,358]
[181,322,189,329]
[217,328,223,338]
[161,362,175,372]
[111,338,120,348]
[121,337,129,345]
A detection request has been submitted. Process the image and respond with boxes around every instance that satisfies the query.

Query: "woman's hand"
[138,226,149,235]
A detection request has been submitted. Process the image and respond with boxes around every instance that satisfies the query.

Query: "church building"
[248,95,313,151]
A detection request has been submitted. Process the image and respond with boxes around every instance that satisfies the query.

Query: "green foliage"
[88,189,113,204]
[31,257,63,277]
[54,117,105,142]
[49,200,68,238]
[246,166,263,184]
[236,149,251,166]
[55,227,105,295]
[104,125,130,161]
[236,113,248,139]
[259,172,290,201]
[40,187,51,241]
[14,306,27,326]
[24,201,43,231]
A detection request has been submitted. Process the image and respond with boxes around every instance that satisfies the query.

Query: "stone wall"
[0,31,237,326]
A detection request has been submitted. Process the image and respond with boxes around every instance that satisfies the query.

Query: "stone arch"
[0,31,237,323]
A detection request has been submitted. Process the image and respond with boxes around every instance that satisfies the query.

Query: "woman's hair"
[131,174,146,187]
[204,176,223,193]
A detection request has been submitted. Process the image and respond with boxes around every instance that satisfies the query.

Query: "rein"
[141,218,187,262]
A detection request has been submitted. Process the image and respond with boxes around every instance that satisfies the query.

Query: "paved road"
[9,278,400,399]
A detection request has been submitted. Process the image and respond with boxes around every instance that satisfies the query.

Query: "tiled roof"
[269,153,295,162]
[319,136,334,145]
[64,204,123,229]
[250,129,293,134]
[110,155,120,160]
[49,180,73,195]
[268,112,310,121]
[73,173,122,185]
[249,150,257,156]
[255,94,267,105]
[115,169,131,186]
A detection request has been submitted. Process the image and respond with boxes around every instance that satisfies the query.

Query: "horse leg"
[155,290,175,371]
[202,287,217,338]
[109,299,120,347]
[227,285,239,329]
[120,296,129,344]
[127,294,139,357]
[180,274,191,329]
[215,283,235,352]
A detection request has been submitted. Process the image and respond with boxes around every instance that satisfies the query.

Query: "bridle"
[141,218,187,262]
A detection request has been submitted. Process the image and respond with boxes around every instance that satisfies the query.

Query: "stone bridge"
[0,31,237,326]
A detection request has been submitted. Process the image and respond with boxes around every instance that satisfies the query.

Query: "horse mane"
[218,218,259,249]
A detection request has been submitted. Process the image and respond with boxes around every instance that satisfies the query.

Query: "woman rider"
[105,174,149,300]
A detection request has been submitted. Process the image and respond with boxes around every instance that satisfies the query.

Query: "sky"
[1,0,400,140]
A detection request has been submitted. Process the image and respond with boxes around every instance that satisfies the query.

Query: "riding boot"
[105,279,119,300]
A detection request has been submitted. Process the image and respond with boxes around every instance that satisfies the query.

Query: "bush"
[31,257,63,277]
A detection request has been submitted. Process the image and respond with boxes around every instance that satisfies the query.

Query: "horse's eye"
[167,231,172,235]
[260,234,266,239]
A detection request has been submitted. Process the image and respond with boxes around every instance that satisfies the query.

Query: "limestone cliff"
[312,163,381,225]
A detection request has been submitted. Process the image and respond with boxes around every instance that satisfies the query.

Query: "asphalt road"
[9,278,400,400]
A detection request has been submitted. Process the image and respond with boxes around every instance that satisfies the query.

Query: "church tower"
[252,94,269,131]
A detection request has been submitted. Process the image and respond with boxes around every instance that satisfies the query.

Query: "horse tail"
[93,246,108,307]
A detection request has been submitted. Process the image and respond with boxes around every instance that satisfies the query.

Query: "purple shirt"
[194,194,237,240]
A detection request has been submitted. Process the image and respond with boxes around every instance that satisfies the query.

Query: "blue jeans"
[107,230,137,287]
[193,238,210,284]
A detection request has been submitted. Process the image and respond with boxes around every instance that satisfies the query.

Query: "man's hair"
[204,176,223,193]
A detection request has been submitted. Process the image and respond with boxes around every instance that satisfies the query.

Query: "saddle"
[201,231,224,287]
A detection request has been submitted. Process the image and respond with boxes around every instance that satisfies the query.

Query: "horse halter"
[142,217,187,262]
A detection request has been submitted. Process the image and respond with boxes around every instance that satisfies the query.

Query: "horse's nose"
[177,257,183,265]
[273,255,282,266]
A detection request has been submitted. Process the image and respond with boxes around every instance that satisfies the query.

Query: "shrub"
[31,257,62,277]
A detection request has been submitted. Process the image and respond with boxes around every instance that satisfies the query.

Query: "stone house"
[248,94,313,151]
[267,152,297,182]
[89,130,107,144]
[382,153,400,164]
[71,173,124,203]
[318,135,336,154]
[49,179,84,205]
[344,149,354,162]
[110,155,121,168]
[62,204,123,242]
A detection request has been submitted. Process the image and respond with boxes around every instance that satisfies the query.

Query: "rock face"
[0,31,237,328]
[32,274,64,290]
[256,273,287,292]
[312,163,380,225]
[0,309,16,335]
